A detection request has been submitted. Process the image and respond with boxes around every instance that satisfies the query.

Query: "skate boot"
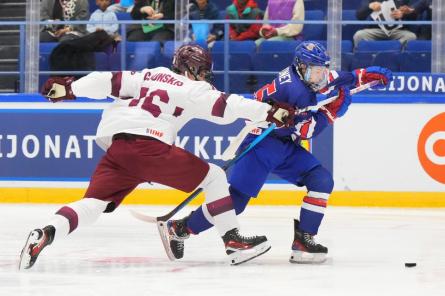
[19,225,55,270]
[289,219,328,264]
[157,215,191,260]
[222,228,271,265]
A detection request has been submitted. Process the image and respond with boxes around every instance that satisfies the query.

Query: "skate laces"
[169,221,189,240]
[303,233,317,246]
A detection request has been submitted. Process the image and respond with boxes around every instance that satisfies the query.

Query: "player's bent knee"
[200,163,228,188]
[304,166,334,193]
[230,186,251,215]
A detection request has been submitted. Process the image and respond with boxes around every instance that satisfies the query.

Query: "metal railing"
[0,17,437,93]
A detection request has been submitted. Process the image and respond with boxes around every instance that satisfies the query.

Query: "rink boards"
[0,78,444,207]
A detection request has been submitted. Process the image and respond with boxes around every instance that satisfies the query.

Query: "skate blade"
[229,241,271,266]
[156,221,176,261]
[289,250,327,264]
[18,231,38,270]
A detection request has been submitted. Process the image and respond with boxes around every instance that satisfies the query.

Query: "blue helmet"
[294,41,330,68]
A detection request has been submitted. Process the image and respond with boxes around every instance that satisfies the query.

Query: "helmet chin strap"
[184,63,200,81]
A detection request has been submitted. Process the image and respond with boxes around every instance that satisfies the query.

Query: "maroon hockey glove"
[266,101,295,128]
[41,76,76,103]
[319,87,352,123]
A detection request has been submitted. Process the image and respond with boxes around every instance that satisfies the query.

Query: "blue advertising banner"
[0,103,332,182]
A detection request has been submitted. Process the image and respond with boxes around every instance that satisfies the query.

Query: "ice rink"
[1,204,444,296]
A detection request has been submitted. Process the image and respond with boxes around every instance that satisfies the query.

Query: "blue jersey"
[253,65,355,141]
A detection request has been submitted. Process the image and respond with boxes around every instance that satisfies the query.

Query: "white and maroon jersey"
[71,67,271,150]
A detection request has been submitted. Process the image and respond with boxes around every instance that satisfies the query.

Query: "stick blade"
[129,209,158,223]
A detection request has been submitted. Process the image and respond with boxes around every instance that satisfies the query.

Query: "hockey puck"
[405,263,417,267]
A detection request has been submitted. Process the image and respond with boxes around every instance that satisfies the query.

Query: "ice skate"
[19,225,55,270]
[222,228,271,265]
[289,219,327,264]
[157,216,191,260]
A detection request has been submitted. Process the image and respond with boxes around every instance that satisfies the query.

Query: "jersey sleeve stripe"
[111,72,122,97]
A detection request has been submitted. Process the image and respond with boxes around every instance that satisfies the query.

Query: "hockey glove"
[266,101,295,128]
[319,87,351,123]
[41,76,76,103]
[353,66,393,89]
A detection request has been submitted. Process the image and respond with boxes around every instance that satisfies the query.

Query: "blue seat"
[342,0,363,10]
[126,41,160,70]
[94,52,110,71]
[155,41,183,68]
[341,53,353,71]
[258,40,300,53]
[342,40,353,53]
[350,52,376,69]
[211,40,256,54]
[356,40,402,52]
[342,9,365,42]
[39,42,58,71]
[211,41,255,72]
[303,10,326,40]
[373,52,400,72]
[303,0,326,10]
[116,12,132,21]
[211,41,256,93]
[399,52,431,72]
[405,40,431,52]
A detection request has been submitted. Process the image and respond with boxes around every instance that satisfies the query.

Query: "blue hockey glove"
[353,66,393,89]
[320,87,351,123]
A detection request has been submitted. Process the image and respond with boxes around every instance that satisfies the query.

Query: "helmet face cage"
[294,41,330,91]
[172,45,214,82]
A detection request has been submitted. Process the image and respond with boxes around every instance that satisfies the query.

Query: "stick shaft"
[153,123,276,222]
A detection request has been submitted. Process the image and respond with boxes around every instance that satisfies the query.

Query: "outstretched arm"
[42,71,144,102]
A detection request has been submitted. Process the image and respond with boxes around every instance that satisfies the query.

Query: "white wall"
[334,104,445,192]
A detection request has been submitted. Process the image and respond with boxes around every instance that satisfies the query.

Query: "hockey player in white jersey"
[19,45,295,269]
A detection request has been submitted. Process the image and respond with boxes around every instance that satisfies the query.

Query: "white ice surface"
[1,204,444,296]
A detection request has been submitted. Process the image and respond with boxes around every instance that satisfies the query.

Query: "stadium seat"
[116,12,132,21]
[373,52,400,72]
[342,40,353,53]
[341,53,353,71]
[303,10,326,40]
[356,40,402,52]
[212,41,256,71]
[39,42,58,71]
[258,40,300,53]
[342,9,365,42]
[350,52,376,69]
[405,40,431,52]
[126,41,160,71]
[211,41,256,93]
[399,52,431,72]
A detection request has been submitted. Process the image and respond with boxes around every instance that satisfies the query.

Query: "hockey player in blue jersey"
[160,41,393,263]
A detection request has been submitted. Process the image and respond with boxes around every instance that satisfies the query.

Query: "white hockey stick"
[221,80,380,161]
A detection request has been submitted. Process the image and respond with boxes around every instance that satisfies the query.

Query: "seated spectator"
[40,0,89,42]
[87,0,120,40]
[226,0,263,41]
[399,0,431,40]
[256,0,305,46]
[189,0,224,45]
[127,0,175,42]
[109,0,134,13]
[354,0,417,47]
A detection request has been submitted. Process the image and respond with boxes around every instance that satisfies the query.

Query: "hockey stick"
[220,80,380,161]
[130,123,277,223]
